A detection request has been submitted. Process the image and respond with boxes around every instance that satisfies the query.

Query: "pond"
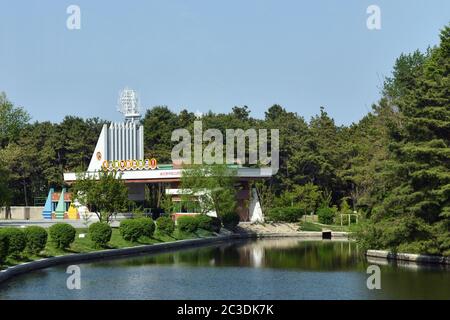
[0,238,449,299]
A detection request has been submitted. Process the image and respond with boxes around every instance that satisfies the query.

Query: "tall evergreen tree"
[361,25,450,255]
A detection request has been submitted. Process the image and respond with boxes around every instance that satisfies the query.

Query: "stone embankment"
[366,250,450,265]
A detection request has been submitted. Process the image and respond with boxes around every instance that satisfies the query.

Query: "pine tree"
[366,25,450,255]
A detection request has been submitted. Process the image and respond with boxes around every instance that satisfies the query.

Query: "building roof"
[63,166,273,183]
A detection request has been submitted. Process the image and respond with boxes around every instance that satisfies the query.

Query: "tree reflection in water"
[92,239,366,271]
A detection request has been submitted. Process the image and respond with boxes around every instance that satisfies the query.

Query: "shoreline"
[0,231,347,284]
[366,249,450,265]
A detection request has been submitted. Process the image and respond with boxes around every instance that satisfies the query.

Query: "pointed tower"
[86,88,144,172]
[42,188,54,219]
[55,188,66,219]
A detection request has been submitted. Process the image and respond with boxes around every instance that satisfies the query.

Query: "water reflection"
[91,239,365,271]
[0,238,449,300]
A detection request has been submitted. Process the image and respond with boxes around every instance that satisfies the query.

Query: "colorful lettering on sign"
[102,159,158,171]
[150,158,157,170]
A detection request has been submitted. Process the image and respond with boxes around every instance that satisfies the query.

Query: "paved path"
[237,222,301,234]
[0,218,121,228]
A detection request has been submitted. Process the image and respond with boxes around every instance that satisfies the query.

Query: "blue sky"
[0,1,449,125]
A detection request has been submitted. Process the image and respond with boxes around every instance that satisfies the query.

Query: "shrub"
[135,217,155,238]
[1,228,26,257]
[195,215,213,230]
[176,215,199,233]
[120,218,154,241]
[317,206,335,225]
[210,217,222,233]
[0,232,9,264]
[49,223,76,249]
[120,219,141,242]
[221,212,240,229]
[194,215,222,233]
[24,226,48,255]
[156,216,175,235]
[89,222,112,248]
[267,207,304,223]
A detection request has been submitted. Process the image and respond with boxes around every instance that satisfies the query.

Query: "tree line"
[1,24,448,255]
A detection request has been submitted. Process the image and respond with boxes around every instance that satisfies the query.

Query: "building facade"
[59,89,268,222]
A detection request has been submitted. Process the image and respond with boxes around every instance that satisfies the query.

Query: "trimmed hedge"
[24,226,48,255]
[120,219,141,242]
[49,223,76,249]
[120,217,155,242]
[176,215,198,233]
[89,222,112,248]
[267,207,304,223]
[136,217,155,238]
[156,216,175,235]
[1,228,26,257]
[194,215,221,233]
[0,232,9,264]
[221,212,240,229]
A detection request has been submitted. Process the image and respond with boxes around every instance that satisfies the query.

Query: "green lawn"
[2,227,214,268]
[299,221,357,232]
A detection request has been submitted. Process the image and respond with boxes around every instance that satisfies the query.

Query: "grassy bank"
[2,227,214,269]
[298,221,357,233]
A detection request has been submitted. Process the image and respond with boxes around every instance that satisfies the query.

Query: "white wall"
[0,206,44,220]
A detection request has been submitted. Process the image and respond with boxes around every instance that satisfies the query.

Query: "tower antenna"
[118,87,141,123]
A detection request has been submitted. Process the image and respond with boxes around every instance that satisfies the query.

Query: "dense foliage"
[220,212,240,229]
[267,207,304,223]
[0,103,106,206]
[0,227,26,258]
[355,25,450,255]
[181,164,238,218]
[175,215,222,233]
[88,222,112,248]
[120,218,155,241]
[120,219,142,242]
[176,216,199,232]
[23,226,48,254]
[156,216,175,235]
[136,217,155,238]
[71,171,130,223]
[49,223,76,249]
[0,232,8,264]
[195,214,221,232]
[317,206,336,225]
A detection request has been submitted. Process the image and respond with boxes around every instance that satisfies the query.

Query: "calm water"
[0,239,449,300]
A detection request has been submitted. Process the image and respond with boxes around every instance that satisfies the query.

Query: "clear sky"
[0,0,449,125]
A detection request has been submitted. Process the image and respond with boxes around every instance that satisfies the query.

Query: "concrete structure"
[0,207,44,220]
[366,249,450,265]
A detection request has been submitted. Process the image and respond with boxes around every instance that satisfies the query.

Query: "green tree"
[0,93,30,148]
[71,171,130,223]
[0,159,12,209]
[181,164,238,218]
[264,104,309,193]
[358,24,450,255]
[254,181,275,217]
[142,106,179,162]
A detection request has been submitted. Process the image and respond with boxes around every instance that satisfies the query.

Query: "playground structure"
[42,188,79,220]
